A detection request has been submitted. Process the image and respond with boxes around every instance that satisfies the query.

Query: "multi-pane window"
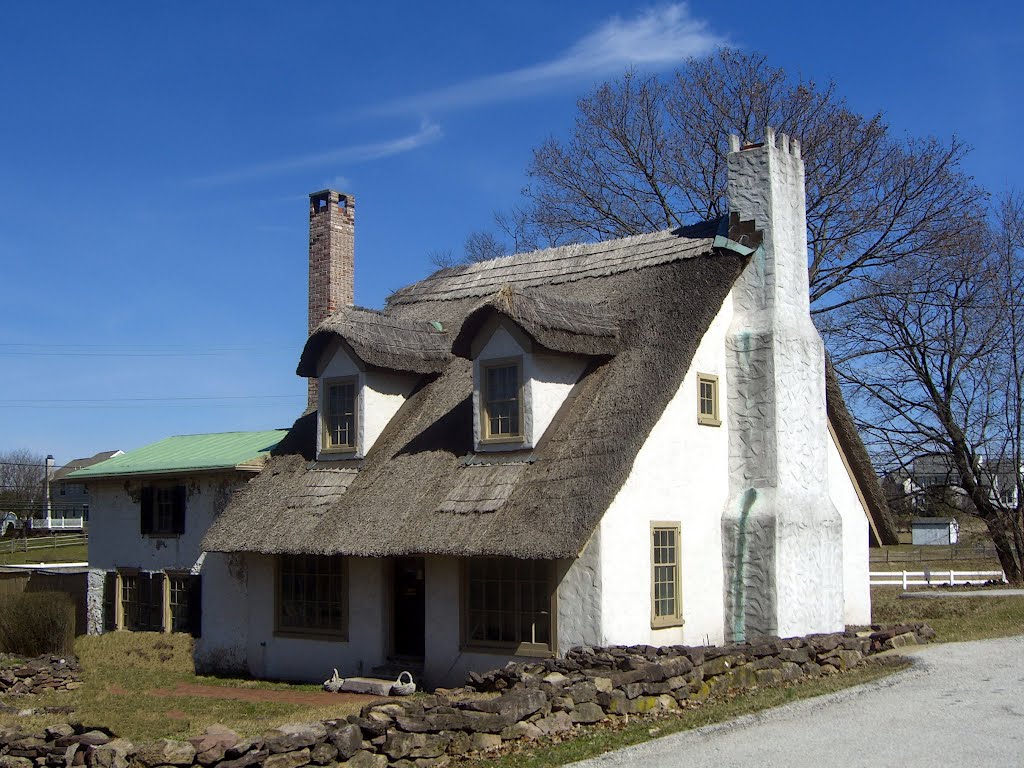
[324,379,357,451]
[277,554,347,637]
[697,373,720,426]
[140,485,185,536]
[106,571,200,635]
[482,362,521,440]
[155,488,175,533]
[167,574,200,635]
[651,525,682,627]
[120,571,163,632]
[465,558,552,652]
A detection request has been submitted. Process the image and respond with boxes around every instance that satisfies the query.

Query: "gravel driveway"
[569,635,1024,768]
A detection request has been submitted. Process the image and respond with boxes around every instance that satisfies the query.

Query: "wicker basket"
[391,670,416,696]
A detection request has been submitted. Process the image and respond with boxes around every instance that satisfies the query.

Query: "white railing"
[42,517,85,530]
[870,569,1007,588]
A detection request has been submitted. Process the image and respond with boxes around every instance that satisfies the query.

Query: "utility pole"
[43,454,54,530]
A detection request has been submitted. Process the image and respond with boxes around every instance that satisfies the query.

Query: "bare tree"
[839,194,1024,582]
[428,230,509,269]
[0,449,47,531]
[518,50,986,323]
[463,231,507,263]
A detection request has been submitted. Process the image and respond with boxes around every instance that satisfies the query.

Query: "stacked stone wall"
[0,657,81,697]
[0,625,933,768]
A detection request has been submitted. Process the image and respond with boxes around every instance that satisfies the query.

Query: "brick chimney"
[307,190,355,408]
[721,128,844,641]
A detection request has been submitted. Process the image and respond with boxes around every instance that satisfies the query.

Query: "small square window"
[651,524,682,628]
[697,373,721,426]
[322,378,358,452]
[481,361,522,441]
[140,485,185,536]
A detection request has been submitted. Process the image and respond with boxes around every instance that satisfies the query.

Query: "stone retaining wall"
[0,625,933,768]
[0,657,81,697]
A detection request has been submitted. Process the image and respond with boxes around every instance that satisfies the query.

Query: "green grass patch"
[871,587,1024,642]
[482,658,909,768]
[0,632,370,740]
[0,542,89,566]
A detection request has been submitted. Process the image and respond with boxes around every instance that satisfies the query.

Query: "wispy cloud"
[367,4,723,116]
[189,120,442,186]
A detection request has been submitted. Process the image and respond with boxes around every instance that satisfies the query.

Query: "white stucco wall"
[194,552,250,673]
[317,344,417,459]
[85,471,248,635]
[827,431,871,625]
[598,297,733,648]
[199,552,388,682]
[87,473,238,573]
[471,322,587,452]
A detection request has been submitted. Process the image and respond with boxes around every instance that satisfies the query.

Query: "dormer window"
[323,377,358,453]
[482,360,523,442]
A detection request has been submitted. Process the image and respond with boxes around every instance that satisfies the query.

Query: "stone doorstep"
[339,678,397,696]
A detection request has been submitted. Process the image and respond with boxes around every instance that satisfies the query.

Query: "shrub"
[0,591,75,656]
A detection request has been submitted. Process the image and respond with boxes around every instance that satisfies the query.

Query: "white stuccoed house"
[198,129,896,687]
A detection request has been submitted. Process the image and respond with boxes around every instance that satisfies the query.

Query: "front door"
[392,557,425,658]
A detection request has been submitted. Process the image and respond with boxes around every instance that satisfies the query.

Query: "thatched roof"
[205,222,748,558]
[451,285,619,359]
[387,219,721,306]
[204,218,893,558]
[825,361,899,546]
[297,306,450,377]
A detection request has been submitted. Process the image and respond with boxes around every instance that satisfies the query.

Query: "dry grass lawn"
[0,632,376,740]
[871,586,1024,643]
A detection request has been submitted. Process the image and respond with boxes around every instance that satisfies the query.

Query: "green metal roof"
[67,430,287,479]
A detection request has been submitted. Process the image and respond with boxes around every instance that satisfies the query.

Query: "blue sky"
[1,2,1021,466]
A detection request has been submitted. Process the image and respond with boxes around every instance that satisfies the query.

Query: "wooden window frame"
[117,568,163,632]
[697,373,721,427]
[320,376,360,455]
[164,570,201,636]
[274,554,349,641]
[479,357,525,444]
[651,523,682,629]
[140,484,186,537]
[460,557,556,657]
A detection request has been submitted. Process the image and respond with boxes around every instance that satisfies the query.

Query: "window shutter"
[188,576,202,638]
[140,487,154,535]
[172,485,187,534]
[103,571,117,632]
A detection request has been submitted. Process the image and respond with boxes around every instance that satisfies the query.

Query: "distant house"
[899,452,1021,515]
[198,130,898,687]
[911,517,959,546]
[67,431,285,636]
[42,450,123,531]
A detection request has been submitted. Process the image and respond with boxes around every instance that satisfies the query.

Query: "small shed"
[911,517,959,546]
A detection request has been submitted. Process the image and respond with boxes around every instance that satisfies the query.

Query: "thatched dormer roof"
[297,306,450,376]
[451,285,620,359]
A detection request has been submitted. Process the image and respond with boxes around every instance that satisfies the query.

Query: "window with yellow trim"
[464,558,553,654]
[697,373,721,426]
[481,361,522,441]
[651,524,682,628]
[323,378,358,452]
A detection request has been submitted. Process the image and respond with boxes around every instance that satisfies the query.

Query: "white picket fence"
[870,569,1007,589]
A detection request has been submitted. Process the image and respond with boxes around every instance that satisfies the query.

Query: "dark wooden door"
[392,557,425,658]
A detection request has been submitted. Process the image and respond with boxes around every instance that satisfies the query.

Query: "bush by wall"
[0,591,75,657]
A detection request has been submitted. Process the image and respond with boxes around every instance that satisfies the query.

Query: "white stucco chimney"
[721,128,844,641]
